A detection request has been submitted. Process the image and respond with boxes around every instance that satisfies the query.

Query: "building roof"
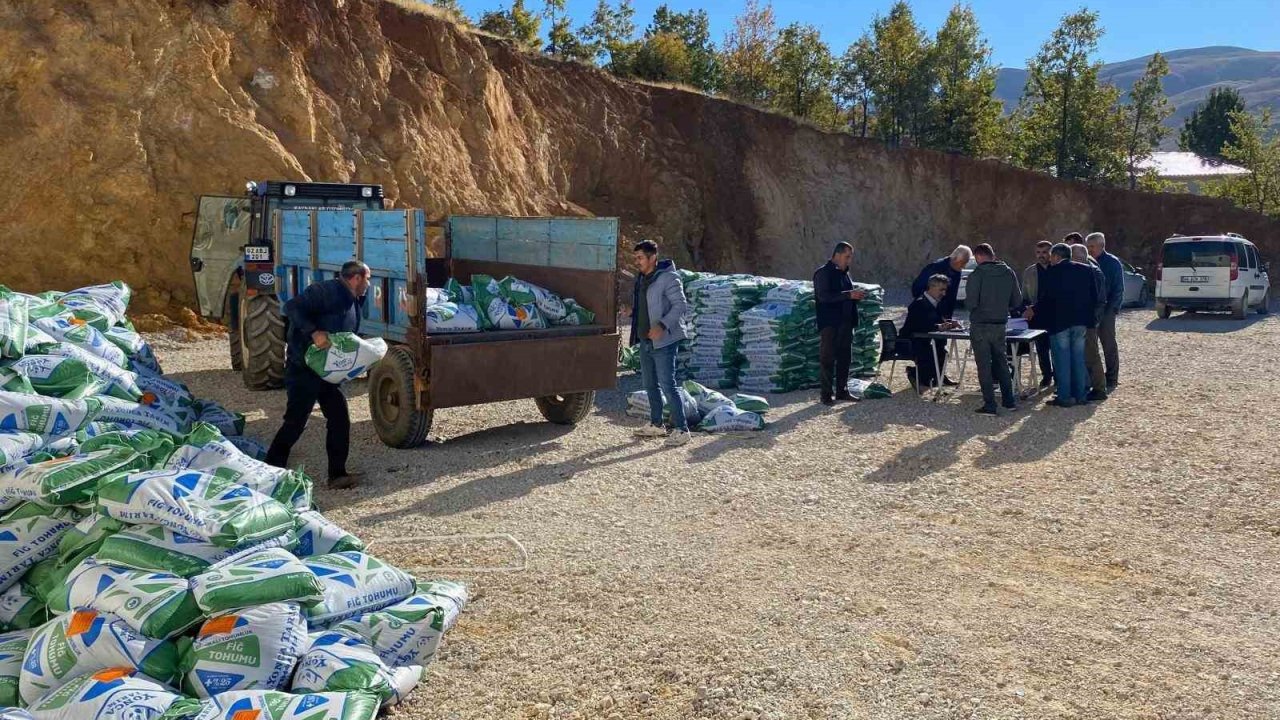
[1137,151,1250,178]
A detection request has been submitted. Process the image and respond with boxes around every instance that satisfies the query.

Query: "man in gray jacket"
[630,240,692,446]
[966,243,1023,415]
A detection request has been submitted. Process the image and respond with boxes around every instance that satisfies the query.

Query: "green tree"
[925,3,1001,155]
[631,32,693,83]
[868,1,933,146]
[720,0,777,106]
[836,33,876,137]
[770,23,838,125]
[1205,108,1280,215]
[547,16,593,60]
[427,0,467,23]
[646,5,720,91]
[580,0,638,74]
[1122,52,1172,189]
[1013,8,1126,183]
[1179,86,1245,159]
[478,0,541,49]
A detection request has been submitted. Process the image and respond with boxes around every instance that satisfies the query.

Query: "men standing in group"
[630,240,692,446]
[1072,243,1108,401]
[266,260,370,489]
[965,243,1022,415]
[1030,243,1097,407]
[900,275,960,391]
[1021,240,1054,387]
[910,245,972,321]
[1086,232,1123,392]
[814,242,866,405]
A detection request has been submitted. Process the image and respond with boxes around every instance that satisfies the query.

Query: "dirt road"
[156,307,1280,719]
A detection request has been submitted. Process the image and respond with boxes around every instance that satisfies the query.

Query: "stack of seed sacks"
[849,283,885,378]
[682,275,778,389]
[737,282,821,393]
[0,283,466,720]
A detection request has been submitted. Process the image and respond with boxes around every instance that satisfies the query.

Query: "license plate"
[1180,275,1208,283]
[245,246,270,261]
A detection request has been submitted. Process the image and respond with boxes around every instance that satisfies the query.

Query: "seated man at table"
[901,274,960,391]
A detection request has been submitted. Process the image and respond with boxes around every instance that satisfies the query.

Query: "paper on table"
[1006,318,1029,332]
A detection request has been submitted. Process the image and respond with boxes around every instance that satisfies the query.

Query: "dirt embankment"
[1,0,1278,314]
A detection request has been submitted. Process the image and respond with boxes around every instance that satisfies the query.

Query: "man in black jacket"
[813,242,866,405]
[910,245,972,319]
[266,260,371,488]
[1031,245,1097,407]
[900,274,959,390]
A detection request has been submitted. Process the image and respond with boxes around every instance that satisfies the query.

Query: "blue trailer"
[190,181,620,447]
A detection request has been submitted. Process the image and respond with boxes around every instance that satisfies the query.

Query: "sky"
[453,0,1280,69]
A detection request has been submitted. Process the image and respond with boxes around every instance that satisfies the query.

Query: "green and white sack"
[228,436,268,462]
[0,432,41,466]
[133,371,194,409]
[39,343,143,400]
[164,424,311,509]
[190,689,381,720]
[19,610,180,704]
[0,368,34,396]
[0,503,77,592]
[425,302,482,334]
[96,470,296,548]
[77,428,175,467]
[730,394,770,414]
[0,391,100,440]
[24,667,198,720]
[96,525,246,578]
[294,511,364,558]
[191,547,323,614]
[290,631,417,705]
[332,581,468,667]
[303,552,415,626]
[30,317,128,369]
[55,514,123,567]
[6,355,98,400]
[49,558,201,640]
[305,333,387,384]
[0,629,28,706]
[194,401,245,438]
[698,405,766,432]
[681,380,735,415]
[471,275,544,330]
[0,297,28,360]
[0,447,144,506]
[92,395,188,435]
[0,583,48,630]
[55,282,131,331]
[555,298,596,326]
[180,602,309,698]
[498,277,567,321]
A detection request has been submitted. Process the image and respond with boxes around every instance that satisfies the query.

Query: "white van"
[1155,234,1271,319]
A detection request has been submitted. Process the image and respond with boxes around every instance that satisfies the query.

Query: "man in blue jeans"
[630,240,692,446]
[1030,243,1097,407]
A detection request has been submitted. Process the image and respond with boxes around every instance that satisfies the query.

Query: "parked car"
[955,258,978,304]
[1121,259,1149,307]
[1155,233,1270,319]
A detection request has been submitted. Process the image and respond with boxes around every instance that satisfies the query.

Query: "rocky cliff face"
[1,0,1277,313]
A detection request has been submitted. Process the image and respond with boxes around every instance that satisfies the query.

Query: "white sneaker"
[634,425,668,438]
[664,430,691,447]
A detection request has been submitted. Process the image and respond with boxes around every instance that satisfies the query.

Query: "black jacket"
[901,295,944,340]
[284,278,362,371]
[813,260,858,329]
[1035,261,1098,333]
[910,258,961,318]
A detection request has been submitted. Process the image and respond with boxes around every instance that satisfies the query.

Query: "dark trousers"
[911,339,947,388]
[1034,335,1052,379]
[1098,310,1118,385]
[819,322,853,400]
[266,369,350,479]
[971,323,1013,407]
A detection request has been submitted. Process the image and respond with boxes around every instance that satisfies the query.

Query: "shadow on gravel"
[363,443,648,520]
[971,402,1097,470]
[1144,312,1272,334]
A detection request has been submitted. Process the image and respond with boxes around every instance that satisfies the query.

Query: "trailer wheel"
[224,288,243,372]
[369,345,432,448]
[535,391,595,425]
[241,294,286,390]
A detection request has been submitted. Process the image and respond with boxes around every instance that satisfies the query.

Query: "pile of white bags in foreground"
[425,276,596,334]
[0,282,466,719]
[625,380,769,432]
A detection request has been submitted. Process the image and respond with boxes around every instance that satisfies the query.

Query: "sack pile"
[0,283,466,719]
[429,276,594,334]
[737,282,821,393]
[850,283,885,378]
[682,275,780,390]
[623,381,770,432]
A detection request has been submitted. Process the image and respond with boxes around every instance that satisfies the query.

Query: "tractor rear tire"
[225,291,243,372]
[535,391,595,425]
[369,345,432,448]
[241,294,286,390]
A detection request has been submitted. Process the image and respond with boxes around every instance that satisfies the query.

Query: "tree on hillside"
[427,0,467,23]
[631,33,693,83]
[1179,86,1245,159]
[770,23,838,126]
[925,3,1001,155]
[646,6,720,92]
[1205,108,1280,215]
[478,0,541,50]
[1122,51,1172,189]
[1012,9,1126,183]
[547,16,593,60]
[720,0,778,106]
[836,34,876,138]
[868,1,933,146]
[580,0,638,74]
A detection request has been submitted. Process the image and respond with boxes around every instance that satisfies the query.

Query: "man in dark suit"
[910,245,972,319]
[1030,244,1098,407]
[813,242,866,405]
[900,274,960,390]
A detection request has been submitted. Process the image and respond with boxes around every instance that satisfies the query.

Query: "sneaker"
[328,472,364,490]
[634,425,668,438]
[1106,381,1118,393]
[665,430,691,447]
[974,405,998,416]
[1039,376,1053,388]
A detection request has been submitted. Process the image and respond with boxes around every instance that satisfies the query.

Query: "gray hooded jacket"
[630,258,689,350]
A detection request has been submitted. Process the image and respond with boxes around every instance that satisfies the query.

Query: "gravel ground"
[150,306,1280,720]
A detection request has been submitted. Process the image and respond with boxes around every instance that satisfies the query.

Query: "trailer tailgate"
[428,333,620,409]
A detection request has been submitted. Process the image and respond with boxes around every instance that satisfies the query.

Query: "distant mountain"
[994,46,1280,149]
